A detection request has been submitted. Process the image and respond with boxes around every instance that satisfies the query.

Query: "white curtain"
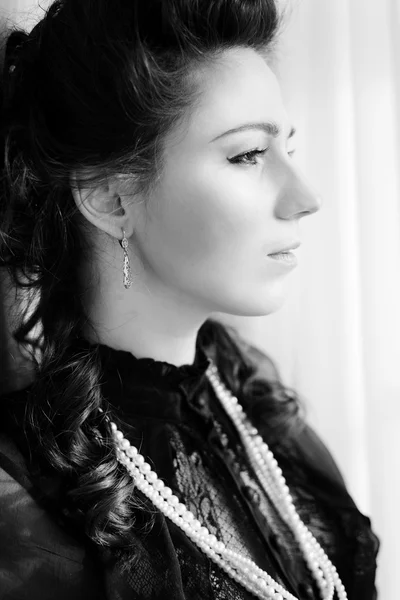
[222,1,400,597]
[2,0,400,597]
[0,0,48,30]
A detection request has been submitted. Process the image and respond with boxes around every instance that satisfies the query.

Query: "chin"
[237,296,286,317]
[215,288,287,318]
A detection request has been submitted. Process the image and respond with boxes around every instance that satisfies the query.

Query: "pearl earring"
[119,229,132,289]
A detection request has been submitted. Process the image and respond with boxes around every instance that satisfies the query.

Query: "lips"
[268,240,301,255]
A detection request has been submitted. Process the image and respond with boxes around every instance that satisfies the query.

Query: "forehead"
[187,47,288,141]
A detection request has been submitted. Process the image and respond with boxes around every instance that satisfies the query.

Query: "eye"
[228,147,269,166]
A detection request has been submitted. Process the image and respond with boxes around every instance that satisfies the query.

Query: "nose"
[275,167,322,220]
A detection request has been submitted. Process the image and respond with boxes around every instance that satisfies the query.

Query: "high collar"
[96,342,213,422]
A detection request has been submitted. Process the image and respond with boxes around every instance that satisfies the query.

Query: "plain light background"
[1,0,400,598]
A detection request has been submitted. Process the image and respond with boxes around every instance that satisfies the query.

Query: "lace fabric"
[95,343,379,600]
[0,330,379,600]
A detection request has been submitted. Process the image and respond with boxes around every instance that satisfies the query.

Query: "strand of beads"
[206,362,347,600]
[109,421,297,600]
[99,355,348,600]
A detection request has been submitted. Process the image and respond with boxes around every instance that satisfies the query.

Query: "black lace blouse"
[0,336,379,600]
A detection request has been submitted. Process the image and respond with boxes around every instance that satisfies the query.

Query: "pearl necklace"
[104,359,347,600]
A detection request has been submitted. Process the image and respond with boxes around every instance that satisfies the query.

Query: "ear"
[70,172,134,239]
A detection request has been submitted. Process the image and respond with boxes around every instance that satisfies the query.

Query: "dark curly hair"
[0,0,302,558]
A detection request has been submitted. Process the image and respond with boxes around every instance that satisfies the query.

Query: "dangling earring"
[119,229,132,289]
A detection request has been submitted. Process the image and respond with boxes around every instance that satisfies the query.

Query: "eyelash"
[228,148,269,166]
[228,148,296,166]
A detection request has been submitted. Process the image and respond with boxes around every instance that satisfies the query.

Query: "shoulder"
[0,432,81,560]
[206,321,349,489]
[0,432,105,599]
[287,422,348,490]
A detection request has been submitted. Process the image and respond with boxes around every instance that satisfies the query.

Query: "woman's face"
[129,47,321,317]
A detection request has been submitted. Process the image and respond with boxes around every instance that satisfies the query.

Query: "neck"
[82,259,213,368]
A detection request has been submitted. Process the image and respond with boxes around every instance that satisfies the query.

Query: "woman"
[0,0,379,599]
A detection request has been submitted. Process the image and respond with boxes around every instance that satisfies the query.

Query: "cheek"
[153,165,264,265]
[138,159,277,298]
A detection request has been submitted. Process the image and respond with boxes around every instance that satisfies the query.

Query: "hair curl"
[0,0,300,558]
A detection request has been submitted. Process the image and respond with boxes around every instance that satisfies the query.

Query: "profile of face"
[81,47,321,323]
[123,47,321,319]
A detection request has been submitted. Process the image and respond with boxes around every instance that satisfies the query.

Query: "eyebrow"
[210,122,296,143]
